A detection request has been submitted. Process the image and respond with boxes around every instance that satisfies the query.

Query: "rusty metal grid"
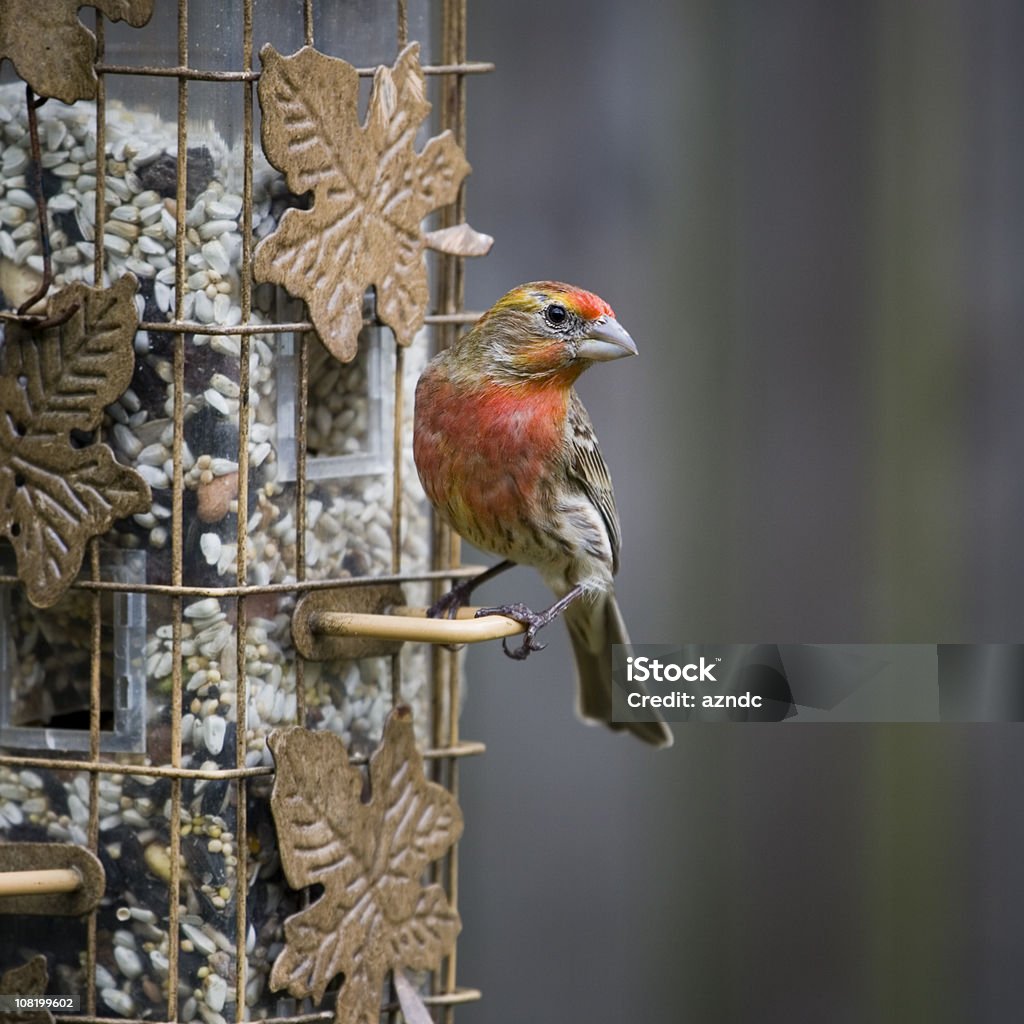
[0,0,486,1021]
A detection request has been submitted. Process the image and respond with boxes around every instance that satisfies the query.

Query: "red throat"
[415,373,570,531]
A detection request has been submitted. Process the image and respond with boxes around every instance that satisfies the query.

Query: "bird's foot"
[426,580,474,621]
[475,602,551,660]
[426,586,473,653]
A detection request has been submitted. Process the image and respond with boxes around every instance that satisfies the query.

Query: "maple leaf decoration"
[269,706,464,1024]
[0,955,54,1024]
[0,0,153,104]
[0,275,151,607]
[255,43,491,364]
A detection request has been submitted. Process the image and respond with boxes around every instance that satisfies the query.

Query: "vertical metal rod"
[235,0,256,1013]
[173,2,189,326]
[292,322,313,945]
[19,86,53,314]
[84,18,106,1014]
[397,0,409,49]
[390,339,405,710]
[166,4,189,1018]
[90,25,107,295]
[240,6,255,326]
[86,538,101,1017]
[429,1,457,1000]
[303,0,314,47]
[393,25,407,745]
[391,342,405,578]
[234,308,252,1024]
[446,7,469,1016]
[431,0,462,753]
[294,328,309,726]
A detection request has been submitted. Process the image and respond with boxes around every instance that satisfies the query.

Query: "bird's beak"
[576,315,638,361]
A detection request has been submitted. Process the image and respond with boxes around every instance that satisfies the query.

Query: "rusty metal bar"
[51,987,483,1024]
[135,311,483,335]
[389,336,406,711]
[0,564,487,597]
[436,2,471,1018]
[235,1,256,1012]
[0,743,480,774]
[398,0,409,50]
[165,4,189,1018]
[86,538,101,1021]
[294,322,310,729]
[92,61,494,80]
[18,86,53,315]
[94,65,260,81]
[86,14,108,1017]
[0,757,274,779]
[303,0,314,47]
[391,341,405,577]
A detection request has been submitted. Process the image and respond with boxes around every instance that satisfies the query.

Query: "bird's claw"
[501,632,547,659]
[475,602,550,661]
[426,588,473,652]
[427,581,473,621]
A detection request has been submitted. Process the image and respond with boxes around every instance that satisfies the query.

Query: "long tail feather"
[565,592,673,748]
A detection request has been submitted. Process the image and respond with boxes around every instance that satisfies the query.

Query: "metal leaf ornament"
[0,274,151,607]
[0,0,154,103]
[255,43,490,364]
[0,955,54,1024]
[269,706,463,1024]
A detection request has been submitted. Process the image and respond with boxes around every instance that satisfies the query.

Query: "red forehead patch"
[565,287,614,320]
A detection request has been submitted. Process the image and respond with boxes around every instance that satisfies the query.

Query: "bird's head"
[458,281,637,386]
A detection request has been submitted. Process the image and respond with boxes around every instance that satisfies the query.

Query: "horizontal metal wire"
[0,755,274,780]
[396,988,482,1010]
[349,739,485,766]
[135,312,482,336]
[0,565,489,597]
[93,61,494,81]
[54,989,482,1024]
[0,742,484,777]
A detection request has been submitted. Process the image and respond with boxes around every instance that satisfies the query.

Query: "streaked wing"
[566,390,622,574]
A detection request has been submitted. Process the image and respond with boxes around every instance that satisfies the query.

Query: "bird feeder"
[0,2,495,1022]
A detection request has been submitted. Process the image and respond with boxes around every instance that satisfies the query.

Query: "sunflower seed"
[2,147,27,174]
[6,188,37,211]
[185,597,222,619]
[201,534,222,564]
[103,232,133,255]
[110,203,140,223]
[205,974,228,1013]
[106,219,140,241]
[114,945,143,980]
[101,988,135,1017]
[137,234,165,255]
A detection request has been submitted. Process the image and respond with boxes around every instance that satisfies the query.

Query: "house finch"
[413,282,672,747]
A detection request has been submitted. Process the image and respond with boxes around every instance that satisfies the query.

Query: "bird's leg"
[475,584,585,661]
[428,559,516,620]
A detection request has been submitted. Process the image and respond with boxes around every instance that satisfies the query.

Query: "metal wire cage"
[0,1,488,1021]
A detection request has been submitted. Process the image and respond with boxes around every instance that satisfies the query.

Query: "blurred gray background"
[455,2,1024,1021]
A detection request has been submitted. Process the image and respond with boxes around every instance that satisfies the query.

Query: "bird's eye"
[545,303,568,327]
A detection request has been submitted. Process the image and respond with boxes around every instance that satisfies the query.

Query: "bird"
[413,281,672,747]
